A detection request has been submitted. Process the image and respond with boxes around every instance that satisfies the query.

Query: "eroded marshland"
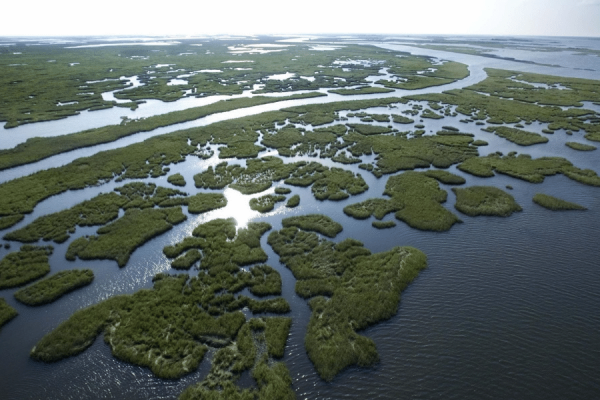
[1,35,600,399]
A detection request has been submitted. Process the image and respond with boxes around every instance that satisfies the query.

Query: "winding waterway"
[1,36,600,399]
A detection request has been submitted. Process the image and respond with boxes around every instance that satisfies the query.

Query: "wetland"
[0,34,600,400]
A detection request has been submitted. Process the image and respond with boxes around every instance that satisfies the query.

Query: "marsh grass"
[14,269,94,306]
[249,195,286,213]
[281,215,342,238]
[483,126,548,146]
[532,193,587,211]
[0,245,53,289]
[453,186,522,217]
[66,207,187,267]
[179,317,294,400]
[285,195,300,208]
[0,93,325,172]
[372,221,396,229]
[0,298,18,331]
[268,224,427,381]
[458,153,600,186]
[328,86,394,95]
[566,142,596,151]
[32,218,290,380]
[167,173,186,187]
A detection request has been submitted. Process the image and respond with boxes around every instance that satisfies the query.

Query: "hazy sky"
[2,0,600,37]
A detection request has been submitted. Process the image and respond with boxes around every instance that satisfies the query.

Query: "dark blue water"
[1,35,600,399]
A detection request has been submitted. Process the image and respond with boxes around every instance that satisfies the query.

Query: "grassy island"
[566,142,596,151]
[268,221,427,381]
[32,218,290,380]
[0,245,53,289]
[532,193,587,211]
[66,207,187,267]
[14,269,94,306]
[167,173,187,187]
[249,195,286,213]
[0,298,18,331]
[453,186,522,217]
[281,214,343,238]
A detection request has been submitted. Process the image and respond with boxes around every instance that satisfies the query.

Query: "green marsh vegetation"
[179,317,294,400]
[167,173,186,187]
[421,109,444,119]
[274,187,291,195]
[344,171,462,231]
[328,86,394,95]
[377,59,469,90]
[483,126,549,146]
[452,186,522,217]
[194,158,368,201]
[0,245,53,289]
[249,195,286,213]
[0,93,324,172]
[457,153,600,186]
[286,195,300,208]
[281,214,343,238]
[0,298,18,331]
[268,223,427,381]
[372,221,396,229]
[66,207,187,267]
[566,142,596,151]
[532,193,587,211]
[32,218,290,380]
[408,68,600,142]
[14,269,94,306]
[4,183,224,244]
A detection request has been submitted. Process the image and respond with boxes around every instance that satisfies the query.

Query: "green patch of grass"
[457,153,600,186]
[285,195,300,208]
[421,109,444,119]
[566,142,596,151]
[167,173,186,187]
[453,186,522,217]
[274,187,291,195]
[345,171,462,231]
[32,217,290,380]
[14,269,94,306]
[268,224,427,381]
[186,193,227,214]
[179,317,294,400]
[66,207,187,267]
[171,249,203,270]
[0,245,53,289]
[347,124,392,135]
[424,170,466,184]
[472,140,488,146]
[391,114,414,124]
[0,215,24,231]
[0,93,324,172]
[483,126,548,146]
[328,86,394,95]
[532,193,587,210]
[250,195,286,213]
[0,298,18,331]
[385,172,462,231]
[372,221,396,229]
[281,214,343,238]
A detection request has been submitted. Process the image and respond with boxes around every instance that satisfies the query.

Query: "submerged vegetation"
[14,269,94,306]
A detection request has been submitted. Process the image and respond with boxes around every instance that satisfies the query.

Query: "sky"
[2,0,600,37]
